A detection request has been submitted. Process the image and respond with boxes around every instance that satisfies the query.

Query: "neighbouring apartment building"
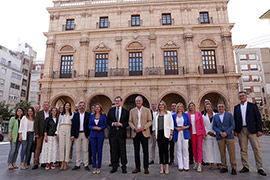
[29,61,44,105]
[235,46,270,121]
[0,45,23,109]
[17,42,37,101]
[41,0,240,113]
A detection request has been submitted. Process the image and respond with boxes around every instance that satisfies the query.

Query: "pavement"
[0,134,269,180]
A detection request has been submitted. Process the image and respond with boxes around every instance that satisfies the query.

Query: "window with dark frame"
[129,52,143,76]
[164,51,178,75]
[200,12,210,24]
[66,19,75,30]
[100,17,108,28]
[60,55,73,78]
[162,13,172,25]
[201,50,217,74]
[131,15,140,26]
[95,53,108,77]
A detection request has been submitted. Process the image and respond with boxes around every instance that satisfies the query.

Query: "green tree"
[14,101,32,114]
[0,101,12,124]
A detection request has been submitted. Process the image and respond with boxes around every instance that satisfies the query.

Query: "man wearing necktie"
[107,96,129,174]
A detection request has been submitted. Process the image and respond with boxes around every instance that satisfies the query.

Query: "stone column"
[221,27,235,73]
[79,34,90,77]
[183,28,196,74]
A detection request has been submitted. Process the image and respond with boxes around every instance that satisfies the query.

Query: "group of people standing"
[7,91,267,176]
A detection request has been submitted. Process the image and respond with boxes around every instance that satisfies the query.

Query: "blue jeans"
[7,139,21,164]
[20,132,34,163]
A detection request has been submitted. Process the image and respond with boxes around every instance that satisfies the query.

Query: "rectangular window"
[1,57,6,65]
[131,15,140,26]
[0,90,3,97]
[250,64,258,70]
[162,13,172,25]
[100,17,108,28]
[201,50,217,74]
[242,75,250,82]
[22,69,28,76]
[22,79,27,86]
[255,97,262,104]
[60,55,73,78]
[253,87,261,93]
[244,87,252,94]
[200,12,210,24]
[251,75,260,82]
[129,52,143,76]
[21,90,26,97]
[248,54,256,60]
[0,79,4,85]
[241,65,248,71]
[12,72,22,80]
[239,54,247,61]
[164,51,178,75]
[10,83,20,90]
[1,68,6,74]
[66,19,75,30]
[95,53,108,77]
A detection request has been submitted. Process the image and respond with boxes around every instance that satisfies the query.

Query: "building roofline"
[260,9,270,19]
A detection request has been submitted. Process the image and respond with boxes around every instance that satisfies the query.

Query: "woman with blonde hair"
[188,102,206,172]
[173,103,191,171]
[152,101,174,175]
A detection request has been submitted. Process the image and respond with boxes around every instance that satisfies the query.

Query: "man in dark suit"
[213,103,237,175]
[71,101,91,171]
[32,101,50,170]
[234,91,267,176]
[107,96,129,174]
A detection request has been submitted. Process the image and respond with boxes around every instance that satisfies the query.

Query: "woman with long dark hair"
[40,107,59,170]
[89,103,107,174]
[56,102,73,170]
[18,107,35,170]
[7,108,24,170]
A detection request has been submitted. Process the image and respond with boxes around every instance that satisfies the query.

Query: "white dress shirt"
[44,110,49,119]
[79,112,85,131]
[191,114,196,134]
[219,112,225,123]
[115,106,122,122]
[137,107,142,128]
[240,101,247,126]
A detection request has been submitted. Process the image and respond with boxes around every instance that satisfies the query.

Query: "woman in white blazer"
[202,103,221,170]
[152,100,174,175]
[18,107,35,170]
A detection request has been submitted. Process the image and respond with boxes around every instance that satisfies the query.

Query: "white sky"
[0,0,269,60]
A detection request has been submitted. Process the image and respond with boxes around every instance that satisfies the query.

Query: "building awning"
[260,9,270,19]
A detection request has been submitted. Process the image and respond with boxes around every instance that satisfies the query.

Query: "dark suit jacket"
[71,111,91,139]
[212,112,235,140]
[89,113,107,138]
[34,110,49,137]
[107,107,129,138]
[234,102,262,134]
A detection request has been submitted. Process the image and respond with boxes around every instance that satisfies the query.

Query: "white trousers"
[176,131,189,170]
[59,125,71,162]
[75,132,89,166]
[203,138,221,163]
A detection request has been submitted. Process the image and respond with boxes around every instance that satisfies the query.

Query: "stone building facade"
[41,0,240,113]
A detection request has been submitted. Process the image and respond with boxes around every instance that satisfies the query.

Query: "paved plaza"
[0,135,269,180]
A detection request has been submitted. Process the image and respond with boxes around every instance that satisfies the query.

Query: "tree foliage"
[14,101,32,115]
[0,101,12,124]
